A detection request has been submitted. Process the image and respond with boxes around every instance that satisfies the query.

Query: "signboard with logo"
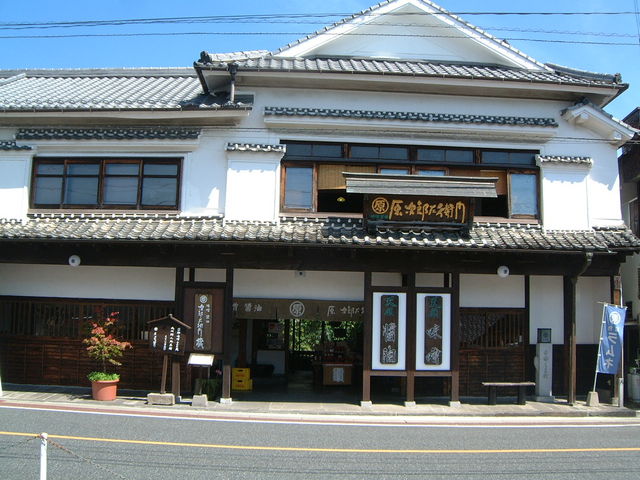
[364,194,472,229]
[232,298,364,321]
[183,287,225,354]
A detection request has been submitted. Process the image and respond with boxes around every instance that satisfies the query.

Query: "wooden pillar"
[171,358,181,398]
[405,272,416,404]
[450,272,460,403]
[563,275,578,405]
[221,268,234,402]
[362,271,372,404]
[563,253,593,405]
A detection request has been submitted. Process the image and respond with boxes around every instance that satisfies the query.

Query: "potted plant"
[83,312,132,401]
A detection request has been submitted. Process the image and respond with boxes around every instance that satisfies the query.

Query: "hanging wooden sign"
[364,194,471,228]
[183,287,225,354]
[380,295,400,365]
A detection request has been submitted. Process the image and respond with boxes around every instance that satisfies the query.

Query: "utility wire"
[0,31,636,46]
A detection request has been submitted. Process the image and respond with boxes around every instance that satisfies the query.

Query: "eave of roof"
[345,173,498,198]
[0,214,637,255]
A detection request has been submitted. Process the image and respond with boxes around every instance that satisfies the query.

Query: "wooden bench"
[481,382,536,405]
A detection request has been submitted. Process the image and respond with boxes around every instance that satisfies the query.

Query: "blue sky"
[1,0,638,119]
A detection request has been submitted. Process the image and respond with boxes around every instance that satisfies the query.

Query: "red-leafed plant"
[83,312,132,382]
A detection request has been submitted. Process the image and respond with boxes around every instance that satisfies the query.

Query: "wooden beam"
[362,271,372,404]
[450,272,460,403]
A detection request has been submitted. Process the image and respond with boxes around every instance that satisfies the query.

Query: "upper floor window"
[31,158,181,210]
[281,142,538,220]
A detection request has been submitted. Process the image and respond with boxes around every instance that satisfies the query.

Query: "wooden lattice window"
[460,308,527,349]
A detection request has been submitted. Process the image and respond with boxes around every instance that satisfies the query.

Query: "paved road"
[1,406,639,479]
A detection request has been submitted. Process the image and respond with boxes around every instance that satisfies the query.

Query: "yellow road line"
[1,431,639,454]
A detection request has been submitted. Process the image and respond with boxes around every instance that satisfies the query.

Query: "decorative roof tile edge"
[536,154,593,166]
[16,127,202,141]
[26,212,223,221]
[0,140,32,151]
[264,106,558,127]
[225,143,286,153]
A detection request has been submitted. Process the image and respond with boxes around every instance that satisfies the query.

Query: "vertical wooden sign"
[380,295,399,365]
[423,296,443,366]
[193,293,213,352]
[415,293,451,371]
[372,292,406,370]
[183,287,225,354]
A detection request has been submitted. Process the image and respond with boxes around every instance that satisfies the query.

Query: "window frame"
[280,141,540,221]
[31,157,182,211]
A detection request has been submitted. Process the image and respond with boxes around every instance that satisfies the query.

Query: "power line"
[0,31,636,46]
[0,11,638,28]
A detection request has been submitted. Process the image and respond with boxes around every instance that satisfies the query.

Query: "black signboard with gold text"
[364,194,471,229]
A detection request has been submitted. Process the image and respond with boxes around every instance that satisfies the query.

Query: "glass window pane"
[34,177,62,204]
[379,168,409,175]
[144,163,178,176]
[106,163,139,175]
[64,177,98,204]
[284,167,313,209]
[482,151,509,164]
[313,144,342,157]
[417,169,446,176]
[510,152,536,165]
[380,147,408,160]
[37,163,64,175]
[67,163,99,175]
[510,173,538,216]
[285,143,312,157]
[446,150,473,163]
[417,149,445,162]
[141,178,178,206]
[104,177,138,204]
[351,146,379,159]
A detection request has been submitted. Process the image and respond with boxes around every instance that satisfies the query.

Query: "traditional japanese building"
[1,0,639,406]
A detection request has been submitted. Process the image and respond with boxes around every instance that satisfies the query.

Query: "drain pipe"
[565,252,593,405]
[227,63,238,103]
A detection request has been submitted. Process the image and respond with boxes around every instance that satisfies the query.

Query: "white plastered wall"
[224,151,281,222]
[233,269,364,300]
[529,276,564,344]
[0,151,32,220]
[0,264,175,301]
[459,274,525,308]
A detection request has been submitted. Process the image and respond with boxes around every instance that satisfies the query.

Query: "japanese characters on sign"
[596,304,626,375]
[380,295,400,365]
[193,293,213,352]
[416,293,451,371]
[147,314,190,356]
[364,194,470,226]
[423,296,443,366]
[232,298,364,321]
[372,292,406,370]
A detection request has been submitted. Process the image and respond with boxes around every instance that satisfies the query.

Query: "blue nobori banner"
[596,304,626,375]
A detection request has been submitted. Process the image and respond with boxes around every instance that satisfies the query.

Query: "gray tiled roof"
[0,214,637,253]
[16,127,201,141]
[196,55,622,89]
[0,69,249,111]
[0,140,31,151]
[264,106,558,127]
[536,155,593,166]
[226,143,286,153]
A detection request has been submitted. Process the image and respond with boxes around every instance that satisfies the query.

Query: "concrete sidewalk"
[1,383,638,419]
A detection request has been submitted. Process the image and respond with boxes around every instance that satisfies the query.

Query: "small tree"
[83,312,132,381]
